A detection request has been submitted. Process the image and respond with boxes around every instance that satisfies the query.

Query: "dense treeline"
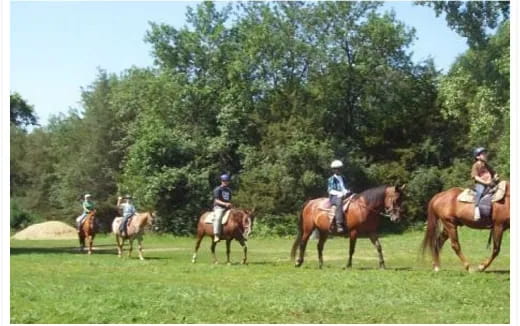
[10,2,509,235]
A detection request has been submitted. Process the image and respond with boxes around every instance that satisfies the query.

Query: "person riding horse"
[76,194,95,232]
[117,194,136,237]
[213,174,232,243]
[328,160,351,233]
[471,147,499,220]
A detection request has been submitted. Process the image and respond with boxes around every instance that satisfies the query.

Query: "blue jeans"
[474,183,486,207]
[329,195,344,226]
[120,214,134,235]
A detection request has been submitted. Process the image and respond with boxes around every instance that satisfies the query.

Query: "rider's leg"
[331,195,345,232]
[474,183,486,220]
[213,207,225,242]
[76,213,86,231]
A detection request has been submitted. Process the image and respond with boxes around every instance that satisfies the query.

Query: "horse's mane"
[355,185,388,203]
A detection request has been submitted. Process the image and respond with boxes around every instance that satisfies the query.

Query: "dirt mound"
[12,221,78,240]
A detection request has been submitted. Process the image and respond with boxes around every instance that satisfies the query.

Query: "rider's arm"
[215,199,231,208]
[327,177,343,197]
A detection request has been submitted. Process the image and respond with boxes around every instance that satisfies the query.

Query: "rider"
[212,174,232,243]
[328,160,351,233]
[76,194,95,232]
[117,194,136,236]
[471,147,499,220]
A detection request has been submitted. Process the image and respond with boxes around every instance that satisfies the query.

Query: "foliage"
[10,92,38,127]
[10,2,509,235]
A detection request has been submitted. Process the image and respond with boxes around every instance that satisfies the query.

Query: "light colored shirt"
[120,202,136,218]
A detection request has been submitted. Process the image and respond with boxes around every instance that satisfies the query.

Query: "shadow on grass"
[484,270,510,274]
[10,246,117,256]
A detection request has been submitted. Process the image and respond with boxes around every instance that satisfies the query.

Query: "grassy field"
[11,229,509,324]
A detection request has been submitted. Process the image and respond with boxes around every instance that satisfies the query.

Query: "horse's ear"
[400,184,406,192]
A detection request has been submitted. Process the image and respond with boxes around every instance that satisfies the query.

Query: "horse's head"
[241,208,256,239]
[140,211,155,230]
[384,184,405,222]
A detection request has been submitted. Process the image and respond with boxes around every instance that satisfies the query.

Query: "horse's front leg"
[137,236,144,261]
[87,235,93,255]
[369,233,385,269]
[226,239,232,265]
[478,224,504,271]
[211,240,218,264]
[238,238,248,265]
[116,234,123,257]
[128,238,134,258]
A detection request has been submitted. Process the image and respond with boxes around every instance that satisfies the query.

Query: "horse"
[112,212,154,260]
[78,210,96,255]
[421,182,510,272]
[192,208,254,264]
[291,185,405,269]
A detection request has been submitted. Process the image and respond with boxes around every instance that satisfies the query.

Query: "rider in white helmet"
[327,160,350,233]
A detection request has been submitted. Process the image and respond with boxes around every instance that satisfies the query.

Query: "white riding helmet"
[330,160,343,168]
[84,194,92,199]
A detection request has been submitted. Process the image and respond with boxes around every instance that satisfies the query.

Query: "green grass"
[11,229,509,323]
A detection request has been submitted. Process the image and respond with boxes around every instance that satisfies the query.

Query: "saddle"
[317,194,355,225]
[457,180,506,203]
[204,210,231,225]
[457,181,506,220]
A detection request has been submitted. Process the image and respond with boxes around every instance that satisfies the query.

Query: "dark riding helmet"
[473,147,487,158]
[220,174,230,182]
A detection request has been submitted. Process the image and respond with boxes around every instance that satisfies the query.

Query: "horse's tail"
[291,200,309,261]
[421,196,440,257]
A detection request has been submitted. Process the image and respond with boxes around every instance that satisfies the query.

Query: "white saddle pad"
[204,210,231,225]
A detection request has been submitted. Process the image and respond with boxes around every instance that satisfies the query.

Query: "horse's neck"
[135,214,149,229]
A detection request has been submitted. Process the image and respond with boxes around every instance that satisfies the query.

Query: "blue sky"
[10,1,469,125]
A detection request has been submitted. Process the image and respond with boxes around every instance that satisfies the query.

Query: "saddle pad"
[204,210,231,225]
[457,181,506,203]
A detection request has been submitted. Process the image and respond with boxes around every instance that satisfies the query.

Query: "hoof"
[379,264,386,270]
[478,264,486,272]
[213,261,219,265]
[191,259,196,264]
[434,266,440,272]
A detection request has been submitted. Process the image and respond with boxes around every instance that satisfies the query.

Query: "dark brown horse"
[78,210,96,255]
[291,185,405,269]
[422,182,510,272]
[192,208,254,264]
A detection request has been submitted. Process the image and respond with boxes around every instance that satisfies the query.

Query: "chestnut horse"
[422,182,510,272]
[291,185,405,269]
[112,212,154,260]
[192,208,254,264]
[78,210,96,255]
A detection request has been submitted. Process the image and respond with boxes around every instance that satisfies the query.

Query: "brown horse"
[78,210,96,255]
[291,185,405,269]
[421,182,510,272]
[192,208,254,264]
[112,212,154,260]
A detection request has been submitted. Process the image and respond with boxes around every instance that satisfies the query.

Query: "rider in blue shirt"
[117,195,136,236]
[328,160,350,233]
[212,174,232,243]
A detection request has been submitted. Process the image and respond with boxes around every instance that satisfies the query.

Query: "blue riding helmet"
[473,147,487,158]
[220,174,230,181]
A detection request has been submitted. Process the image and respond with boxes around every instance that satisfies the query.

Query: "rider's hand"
[227,203,232,208]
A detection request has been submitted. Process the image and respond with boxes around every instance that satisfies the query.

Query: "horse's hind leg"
[296,229,313,267]
[192,228,204,263]
[369,233,385,269]
[478,224,504,272]
[317,230,328,269]
[346,230,358,269]
[446,224,470,271]
[433,229,449,272]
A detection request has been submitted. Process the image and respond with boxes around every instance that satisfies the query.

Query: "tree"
[10,92,38,127]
